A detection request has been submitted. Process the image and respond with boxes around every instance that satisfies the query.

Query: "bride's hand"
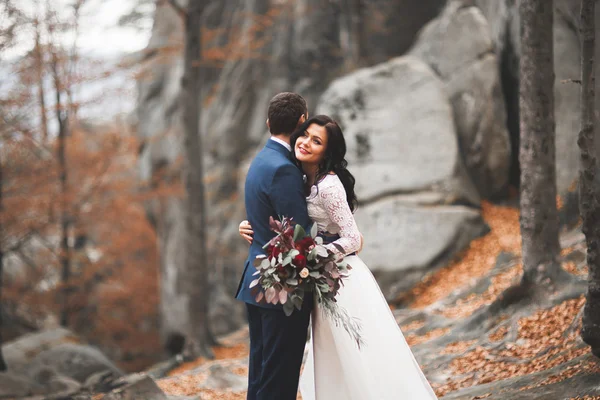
[239,220,254,244]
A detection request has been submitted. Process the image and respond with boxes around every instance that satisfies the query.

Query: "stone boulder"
[317,56,487,298]
[2,328,79,373]
[410,1,511,198]
[0,371,42,398]
[28,343,123,384]
[104,374,168,400]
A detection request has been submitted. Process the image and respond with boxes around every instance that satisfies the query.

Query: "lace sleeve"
[319,179,362,258]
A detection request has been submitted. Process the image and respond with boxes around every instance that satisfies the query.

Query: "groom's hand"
[239,220,254,244]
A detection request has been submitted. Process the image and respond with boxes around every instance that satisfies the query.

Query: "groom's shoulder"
[251,146,291,170]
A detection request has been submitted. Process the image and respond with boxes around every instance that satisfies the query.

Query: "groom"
[235,92,314,400]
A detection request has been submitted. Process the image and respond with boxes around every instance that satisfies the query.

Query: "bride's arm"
[320,183,362,257]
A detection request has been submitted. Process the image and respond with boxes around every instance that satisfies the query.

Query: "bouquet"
[250,216,363,347]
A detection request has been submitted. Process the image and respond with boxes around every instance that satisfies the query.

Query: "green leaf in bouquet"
[278,253,284,264]
[252,270,261,276]
[309,271,322,278]
[265,287,277,304]
[283,301,295,316]
[310,223,318,239]
[315,236,323,245]
[293,224,306,242]
[291,295,303,310]
[273,274,280,282]
[308,247,319,261]
[288,249,300,258]
[254,255,267,268]
[283,256,292,266]
[286,278,298,285]
[279,289,288,304]
[259,258,270,270]
[336,260,348,269]
[318,283,331,293]
[267,267,276,275]
[316,245,329,257]
[271,257,277,267]
[249,278,260,288]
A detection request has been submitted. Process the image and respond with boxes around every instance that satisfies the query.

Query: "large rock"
[138,0,448,345]
[2,328,79,373]
[410,1,511,198]
[0,371,41,398]
[317,56,487,298]
[28,343,123,383]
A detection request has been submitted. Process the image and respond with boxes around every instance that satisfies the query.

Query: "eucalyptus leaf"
[316,246,329,257]
[310,223,318,239]
[315,236,323,245]
[260,259,271,269]
[283,301,294,316]
[283,256,292,266]
[293,224,306,242]
[289,249,300,258]
[286,278,298,286]
[249,278,260,288]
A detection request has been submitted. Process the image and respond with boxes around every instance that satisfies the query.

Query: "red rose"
[295,237,315,253]
[294,254,307,269]
[271,246,281,259]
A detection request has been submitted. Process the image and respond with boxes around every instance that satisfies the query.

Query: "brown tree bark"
[179,0,213,360]
[50,39,72,328]
[518,0,567,289]
[578,0,600,357]
[0,147,7,371]
[33,19,49,142]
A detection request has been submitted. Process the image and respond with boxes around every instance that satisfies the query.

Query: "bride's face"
[295,123,328,166]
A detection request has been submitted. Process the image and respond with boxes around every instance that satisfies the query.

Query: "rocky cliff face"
[136,0,597,349]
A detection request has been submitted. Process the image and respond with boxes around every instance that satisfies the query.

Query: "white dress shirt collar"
[270,136,292,152]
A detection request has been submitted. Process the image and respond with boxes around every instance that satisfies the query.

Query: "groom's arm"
[269,164,311,230]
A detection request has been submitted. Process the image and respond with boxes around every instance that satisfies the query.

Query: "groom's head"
[267,92,308,136]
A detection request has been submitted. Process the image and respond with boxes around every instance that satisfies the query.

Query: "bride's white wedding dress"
[299,174,438,400]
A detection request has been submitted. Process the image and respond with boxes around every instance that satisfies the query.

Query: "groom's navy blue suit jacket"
[236,139,311,309]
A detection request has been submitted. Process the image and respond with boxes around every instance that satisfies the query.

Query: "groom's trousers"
[246,296,313,400]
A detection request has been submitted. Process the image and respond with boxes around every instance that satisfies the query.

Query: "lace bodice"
[307,174,361,257]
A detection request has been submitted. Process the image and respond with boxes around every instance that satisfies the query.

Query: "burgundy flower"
[295,237,315,253]
[294,254,307,269]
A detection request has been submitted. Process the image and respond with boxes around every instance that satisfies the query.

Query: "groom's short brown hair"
[267,92,308,135]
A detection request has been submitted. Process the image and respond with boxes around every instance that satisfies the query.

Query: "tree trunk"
[180,0,213,360]
[0,148,7,371]
[34,19,49,143]
[51,48,72,328]
[578,0,600,358]
[518,0,565,289]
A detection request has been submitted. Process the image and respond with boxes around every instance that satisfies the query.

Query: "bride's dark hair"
[291,115,358,212]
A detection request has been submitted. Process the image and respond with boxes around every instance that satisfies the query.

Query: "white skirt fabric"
[299,255,438,400]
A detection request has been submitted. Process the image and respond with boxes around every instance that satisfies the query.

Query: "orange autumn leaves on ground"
[407,201,521,309]
[2,127,166,371]
[435,297,590,396]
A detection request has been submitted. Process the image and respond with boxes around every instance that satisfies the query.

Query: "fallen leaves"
[435,297,587,396]
[408,202,521,308]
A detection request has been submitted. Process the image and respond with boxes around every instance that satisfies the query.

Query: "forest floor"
[156,202,600,400]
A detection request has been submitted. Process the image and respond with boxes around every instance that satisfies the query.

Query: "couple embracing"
[235,92,438,400]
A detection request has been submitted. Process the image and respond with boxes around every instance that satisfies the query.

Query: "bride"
[239,115,438,399]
